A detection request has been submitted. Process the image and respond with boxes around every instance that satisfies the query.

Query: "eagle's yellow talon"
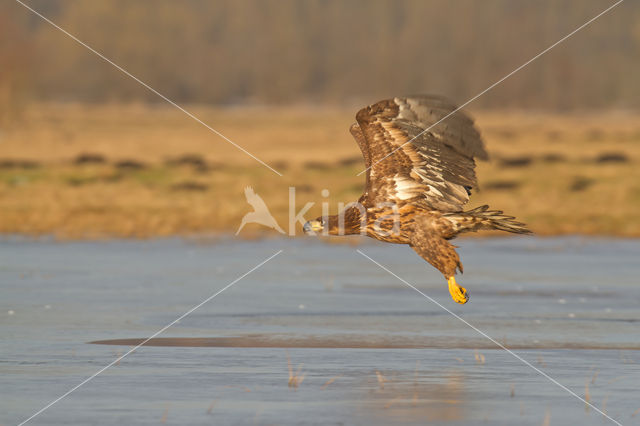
[448,276,469,304]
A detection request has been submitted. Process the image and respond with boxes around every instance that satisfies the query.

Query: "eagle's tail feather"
[448,205,532,235]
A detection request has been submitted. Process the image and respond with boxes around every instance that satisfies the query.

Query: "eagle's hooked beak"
[303,220,324,235]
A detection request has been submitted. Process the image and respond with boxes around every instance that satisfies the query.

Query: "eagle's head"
[303,217,328,235]
[303,208,364,236]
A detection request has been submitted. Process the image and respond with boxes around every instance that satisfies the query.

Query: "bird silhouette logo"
[236,186,285,235]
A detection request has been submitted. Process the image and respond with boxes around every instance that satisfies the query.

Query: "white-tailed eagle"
[303,95,531,304]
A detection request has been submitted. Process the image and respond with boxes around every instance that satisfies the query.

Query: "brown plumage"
[303,95,531,304]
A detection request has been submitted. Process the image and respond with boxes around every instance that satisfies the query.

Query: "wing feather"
[354,95,488,212]
[349,123,371,191]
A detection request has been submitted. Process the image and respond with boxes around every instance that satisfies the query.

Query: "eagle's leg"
[447,276,468,305]
[408,219,470,305]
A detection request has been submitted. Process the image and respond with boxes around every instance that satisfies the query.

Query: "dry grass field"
[1,103,640,238]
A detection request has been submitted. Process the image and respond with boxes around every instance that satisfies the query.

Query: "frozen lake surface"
[2,236,639,425]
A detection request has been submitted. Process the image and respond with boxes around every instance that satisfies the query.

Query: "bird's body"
[304,95,530,304]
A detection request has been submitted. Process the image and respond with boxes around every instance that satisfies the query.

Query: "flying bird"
[303,96,531,304]
[236,186,285,235]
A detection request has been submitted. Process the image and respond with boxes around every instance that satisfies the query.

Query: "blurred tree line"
[3,0,640,111]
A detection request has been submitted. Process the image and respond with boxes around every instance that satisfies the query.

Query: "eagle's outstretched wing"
[351,95,488,212]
